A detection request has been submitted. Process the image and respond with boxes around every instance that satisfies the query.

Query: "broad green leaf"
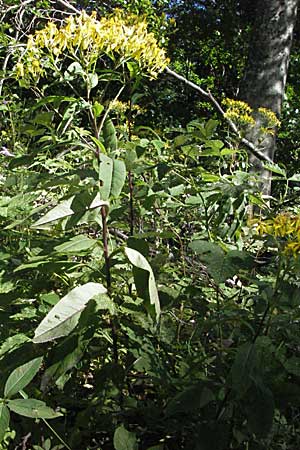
[205,118,219,138]
[288,173,300,182]
[33,283,107,343]
[99,155,126,200]
[99,154,113,200]
[110,159,126,199]
[4,357,43,398]
[0,334,30,359]
[189,240,253,283]
[8,399,62,419]
[103,118,117,152]
[125,247,160,320]
[113,425,137,450]
[92,101,104,118]
[87,73,98,89]
[31,194,109,229]
[0,404,10,442]
[54,235,96,254]
[263,163,286,177]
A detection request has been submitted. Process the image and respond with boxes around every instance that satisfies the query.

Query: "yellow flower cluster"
[222,98,255,127]
[15,10,169,81]
[258,107,281,135]
[222,99,281,135]
[110,99,143,116]
[253,213,300,257]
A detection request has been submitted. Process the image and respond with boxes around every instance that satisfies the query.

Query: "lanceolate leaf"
[4,357,43,399]
[110,159,126,199]
[103,118,117,152]
[31,193,109,229]
[0,404,10,442]
[7,399,62,419]
[33,283,107,343]
[54,235,96,254]
[99,154,113,201]
[125,247,160,320]
[99,155,126,200]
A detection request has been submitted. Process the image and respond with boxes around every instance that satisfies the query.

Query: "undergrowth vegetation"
[1,7,300,450]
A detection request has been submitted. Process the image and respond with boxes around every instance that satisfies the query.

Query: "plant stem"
[101,206,111,289]
[101,205,118,364]
[128,170,134,236]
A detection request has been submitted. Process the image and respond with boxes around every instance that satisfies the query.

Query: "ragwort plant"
[1,7,300,450]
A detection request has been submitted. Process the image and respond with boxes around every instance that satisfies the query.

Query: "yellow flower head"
[253,212,300,258]
[14,10,169,81]
[258,107,281,134]
[222,98,255,128]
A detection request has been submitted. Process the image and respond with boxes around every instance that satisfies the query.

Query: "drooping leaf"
[0,404,10,442]
[113,425,137,450]
[4,357,43,399]
[8,399,62,419]
[125,247,160,320]
[33,283,107,343]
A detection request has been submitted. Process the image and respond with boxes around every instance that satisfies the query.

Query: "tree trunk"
[240,0,298,196]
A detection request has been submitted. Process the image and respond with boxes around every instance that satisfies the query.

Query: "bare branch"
[53,0,81,14]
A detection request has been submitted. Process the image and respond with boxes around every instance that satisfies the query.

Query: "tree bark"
[240,0,298,196]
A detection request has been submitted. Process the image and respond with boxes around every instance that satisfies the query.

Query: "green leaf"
[99,154,113,201]
[205,118,219,138]
[33,283,107,343]
[246,383,274,437]
[284,356,300,377]
[54,235,96,254]
[125,247,160,320]
[92,101,104,118]
[111,159,126,199]
[4,357,43,399]
[99,155,126,200]
[31,193,109,229]
[0,404,10,442]
[165,384,215,416]
[231,342,257,396]
[8,399,62,419]
[103,118,117,152]
[288,173,300,182]
[189,241,253,283]
[87,73,98,89]
[113,425,137,450]
[263,163,286,177]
